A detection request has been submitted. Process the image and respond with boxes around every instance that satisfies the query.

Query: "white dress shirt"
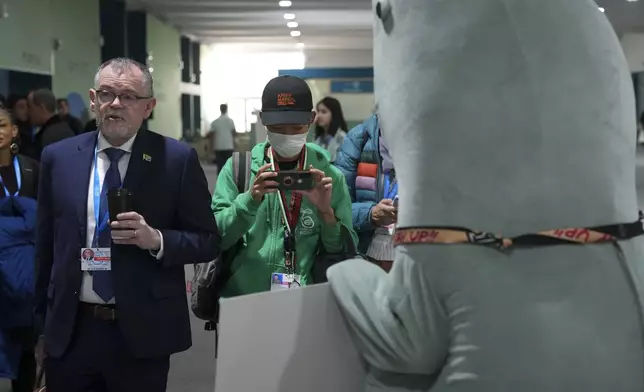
[80,133,164,304]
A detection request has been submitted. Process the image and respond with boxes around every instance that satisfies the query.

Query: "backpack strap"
[232,152,241,193]
[209,151,252,338]
[242,151,252,192]
[231,151,253,194]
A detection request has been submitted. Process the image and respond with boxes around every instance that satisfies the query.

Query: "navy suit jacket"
[34,130,220,358]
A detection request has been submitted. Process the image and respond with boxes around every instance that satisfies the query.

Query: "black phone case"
[274,171,315,190]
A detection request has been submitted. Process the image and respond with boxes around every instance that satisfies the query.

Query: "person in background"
[56,98,84,135]
[211,75,357,297]
[208,103,236,171]
[334,113,397,271]
[34,57,219,392]
[6,95,36,160]
[314,97,347,162]
[0,95,5,107]
[0,106,39,196]
[0,106,40,392]
[27,89,75,161]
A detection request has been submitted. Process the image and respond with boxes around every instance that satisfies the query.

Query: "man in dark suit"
[27,89,75,161]
[34,57,220,392]
[57,97,85,135]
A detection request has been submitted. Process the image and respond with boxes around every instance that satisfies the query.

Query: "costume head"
[375,0,638,236]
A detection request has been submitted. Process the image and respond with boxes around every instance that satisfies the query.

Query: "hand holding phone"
[371,198,397,227]
[251,163,279,202]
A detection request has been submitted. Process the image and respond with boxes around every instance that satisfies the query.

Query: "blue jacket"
[334,114,382,252]
[0,196,37,379]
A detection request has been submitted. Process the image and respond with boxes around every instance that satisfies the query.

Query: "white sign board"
[215,283,366,392]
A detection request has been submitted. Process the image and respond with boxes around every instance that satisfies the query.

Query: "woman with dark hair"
[314,97,348,162]
[6,95,36,160]
[0,106,39,392]
[0,106,38,196]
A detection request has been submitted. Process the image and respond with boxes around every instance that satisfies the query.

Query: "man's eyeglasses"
[96,90,151,106]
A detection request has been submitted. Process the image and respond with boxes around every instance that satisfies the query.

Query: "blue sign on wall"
[330,80,374,94]
[279,67,373,79]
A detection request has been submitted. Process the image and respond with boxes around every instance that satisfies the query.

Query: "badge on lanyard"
[270,272,301,291]
[269,146,307,275]
[80,247,112,271]
[82,147,114,272]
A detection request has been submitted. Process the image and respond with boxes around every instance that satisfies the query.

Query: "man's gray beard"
[96,115,129,134]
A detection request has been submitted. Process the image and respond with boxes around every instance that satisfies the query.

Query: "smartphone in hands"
[273,170,315,191]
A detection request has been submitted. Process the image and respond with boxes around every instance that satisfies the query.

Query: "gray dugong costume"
[327,0,644,390]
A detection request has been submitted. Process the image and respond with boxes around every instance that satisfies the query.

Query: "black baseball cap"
[261,75,313,126]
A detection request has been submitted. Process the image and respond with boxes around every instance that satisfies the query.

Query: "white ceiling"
[127,0,373,51]
[596,0,644,36]
[127,0,644,51]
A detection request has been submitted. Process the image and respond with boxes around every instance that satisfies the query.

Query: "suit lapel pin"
[143,153,152,162]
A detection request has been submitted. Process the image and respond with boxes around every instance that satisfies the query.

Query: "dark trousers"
[7,326,36,392]
[214,149,234,172]
[45,310,170,392]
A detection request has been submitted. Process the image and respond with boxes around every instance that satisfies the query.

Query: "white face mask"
[267,131,307,158]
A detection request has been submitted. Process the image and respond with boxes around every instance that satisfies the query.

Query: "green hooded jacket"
[211,141,358,297]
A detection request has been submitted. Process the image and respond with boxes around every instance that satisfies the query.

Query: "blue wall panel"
[278,67,373,79]
[330,80,374,94]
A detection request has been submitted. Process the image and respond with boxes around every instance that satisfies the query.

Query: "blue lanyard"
[92,148,111,247]
[384,171,398,200]
[0,156,22,197]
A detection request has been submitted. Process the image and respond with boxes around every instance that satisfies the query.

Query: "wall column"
[100,0,126,62]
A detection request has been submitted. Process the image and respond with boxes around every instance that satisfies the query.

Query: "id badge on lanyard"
[268,146,307,277]
[0,156,22,197]
[81,148,115,272]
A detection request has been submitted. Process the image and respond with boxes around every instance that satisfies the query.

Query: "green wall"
[0,0,182,138]
[51,0,101,100]
[0,0,100,98]
[147,15,181,139]
[0,0,52,74]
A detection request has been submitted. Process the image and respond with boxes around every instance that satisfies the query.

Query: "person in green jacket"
[211,75,357,297]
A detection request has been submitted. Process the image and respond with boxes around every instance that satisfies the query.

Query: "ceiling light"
[284,13,295,20]
[296,42,305,49]
[627,0,638,2]
[598,6,605,12]
[287,21,299,28]
[279,0,292,6]
[290,30,301,37]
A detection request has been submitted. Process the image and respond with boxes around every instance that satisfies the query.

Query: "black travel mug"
[107,188,134,221]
